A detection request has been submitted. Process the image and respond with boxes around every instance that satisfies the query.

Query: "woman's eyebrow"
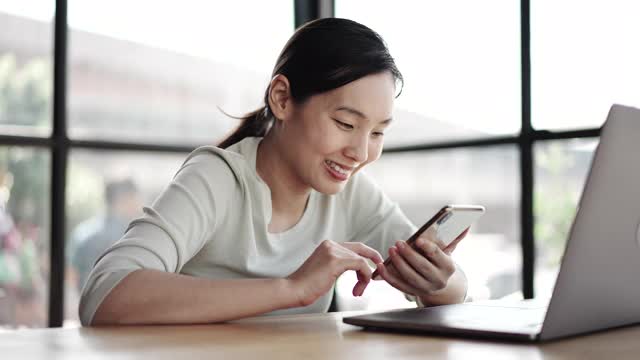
[335,106,393,124]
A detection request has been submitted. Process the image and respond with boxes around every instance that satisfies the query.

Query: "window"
[534,139,597,298]
[531,1,640,131]
[336,0,521,146]
[67,0,294,145]
[0,3,54,136]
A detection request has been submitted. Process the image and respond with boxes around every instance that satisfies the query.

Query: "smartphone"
[371,205,485,280]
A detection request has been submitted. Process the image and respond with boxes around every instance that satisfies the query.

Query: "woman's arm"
[81,151,240,325]
[91,269,299,325]
[91,240,383,326]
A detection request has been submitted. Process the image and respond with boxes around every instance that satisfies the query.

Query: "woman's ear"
[267,74,293,121]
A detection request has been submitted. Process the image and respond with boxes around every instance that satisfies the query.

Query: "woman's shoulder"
[179,138,261,181]
[178,146,241,181]
[184,145,244,167]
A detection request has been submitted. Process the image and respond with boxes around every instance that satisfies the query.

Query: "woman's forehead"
[323,76,395,119]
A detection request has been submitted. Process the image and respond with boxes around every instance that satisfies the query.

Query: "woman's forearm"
[417,265,468,306]
[91,269,301,326]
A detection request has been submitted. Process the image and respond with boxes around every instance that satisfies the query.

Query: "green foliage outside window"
[534,143,582,267]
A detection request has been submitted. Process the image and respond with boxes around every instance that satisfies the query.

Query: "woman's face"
[280,71,395,195]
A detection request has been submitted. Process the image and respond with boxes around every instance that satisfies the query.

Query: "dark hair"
[217,18,403,149]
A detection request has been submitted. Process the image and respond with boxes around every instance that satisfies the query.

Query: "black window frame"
[0,0,601,327]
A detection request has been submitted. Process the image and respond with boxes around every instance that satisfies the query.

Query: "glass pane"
[336,0,521,147]
[67,0,293,145]
[336,146,521,311]
[64,150,185,326]
[532,1,640,131]
[534,139,597,299]
[0,2,54,136]
[0,147,50,329]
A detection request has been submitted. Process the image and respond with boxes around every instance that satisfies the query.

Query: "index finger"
[342,257,373,296]
[341,242,384,264]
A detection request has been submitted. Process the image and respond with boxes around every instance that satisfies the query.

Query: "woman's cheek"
[368,142,383,163]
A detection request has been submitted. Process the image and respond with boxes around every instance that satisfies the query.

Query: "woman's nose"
[345,135,368,163]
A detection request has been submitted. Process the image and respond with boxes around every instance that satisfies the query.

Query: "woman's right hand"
[286,240,383,307]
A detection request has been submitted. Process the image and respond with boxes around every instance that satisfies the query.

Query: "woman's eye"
[334,119,354,130]
[372,131,385,137]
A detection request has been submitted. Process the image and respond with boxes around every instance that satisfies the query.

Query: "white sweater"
[79,137,416,325]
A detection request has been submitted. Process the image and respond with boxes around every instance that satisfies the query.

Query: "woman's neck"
[256,133,311,232]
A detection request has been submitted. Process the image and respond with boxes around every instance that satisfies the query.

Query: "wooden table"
[1,311,639,359]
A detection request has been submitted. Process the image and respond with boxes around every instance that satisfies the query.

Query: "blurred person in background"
[69,178,142,292]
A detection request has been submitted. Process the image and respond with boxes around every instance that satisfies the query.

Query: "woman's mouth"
[324,160,352,182]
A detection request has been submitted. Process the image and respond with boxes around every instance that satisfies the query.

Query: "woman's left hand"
[375,228,469,298]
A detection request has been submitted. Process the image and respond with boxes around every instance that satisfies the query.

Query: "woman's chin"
[313,181,347,195]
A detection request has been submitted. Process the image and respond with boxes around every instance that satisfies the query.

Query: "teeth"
[326,160,349,175]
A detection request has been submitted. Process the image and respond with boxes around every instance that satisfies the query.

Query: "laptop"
[343,104,640,342]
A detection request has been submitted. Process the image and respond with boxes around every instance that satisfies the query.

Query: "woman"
[79,18,468,326]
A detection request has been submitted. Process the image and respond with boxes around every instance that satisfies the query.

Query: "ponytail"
[217,105,273,149]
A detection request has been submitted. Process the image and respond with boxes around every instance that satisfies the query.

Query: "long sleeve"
[78,150,237,325]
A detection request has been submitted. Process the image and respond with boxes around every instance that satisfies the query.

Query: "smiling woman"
[78,18,469,327]
[256,72,395,202]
